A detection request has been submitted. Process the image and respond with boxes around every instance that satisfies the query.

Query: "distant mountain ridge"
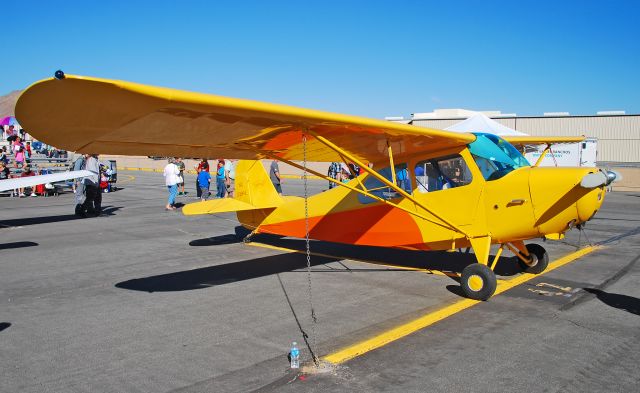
[0,90,22,117]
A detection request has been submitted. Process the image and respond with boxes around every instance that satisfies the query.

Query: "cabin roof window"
[469,133,530,181]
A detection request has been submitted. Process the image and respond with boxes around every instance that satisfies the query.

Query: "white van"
[524,137,597,167]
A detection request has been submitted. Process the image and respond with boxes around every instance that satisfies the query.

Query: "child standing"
[198,168,211,201]
[216,160,226,198]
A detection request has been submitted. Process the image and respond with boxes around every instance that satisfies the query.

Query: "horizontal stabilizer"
[0,170,93,192]
[183,198,273,216]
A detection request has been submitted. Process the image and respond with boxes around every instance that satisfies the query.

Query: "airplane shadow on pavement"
[118,228,523,293]
[115,253,338,292]
[239,232,523,277]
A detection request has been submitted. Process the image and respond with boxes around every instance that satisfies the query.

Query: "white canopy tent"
[444,113,527,136]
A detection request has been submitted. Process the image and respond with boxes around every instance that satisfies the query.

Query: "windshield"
[469,133,530,181]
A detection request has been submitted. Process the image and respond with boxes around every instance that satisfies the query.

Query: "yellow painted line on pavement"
[118,174,136,183]
[323,245,602,364]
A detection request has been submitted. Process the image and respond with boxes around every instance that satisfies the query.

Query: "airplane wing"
[0,170,93,192]
[16,74,475,163]
[503,136,585,145]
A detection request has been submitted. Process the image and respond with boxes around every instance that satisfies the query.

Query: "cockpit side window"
[357,163,410,204]
[414,155,472,194]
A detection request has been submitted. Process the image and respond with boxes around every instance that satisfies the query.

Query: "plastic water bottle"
[290,342,300,369]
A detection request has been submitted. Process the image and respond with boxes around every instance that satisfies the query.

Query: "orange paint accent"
[258,204,426,248]
[262,129,301,150]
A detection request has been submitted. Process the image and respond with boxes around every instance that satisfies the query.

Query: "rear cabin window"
[357,163,411,204]
[414,155,472,193]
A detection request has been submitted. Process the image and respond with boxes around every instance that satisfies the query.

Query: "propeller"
[580,169,622,189]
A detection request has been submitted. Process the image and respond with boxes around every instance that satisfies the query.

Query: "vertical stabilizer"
[234,160,283,208]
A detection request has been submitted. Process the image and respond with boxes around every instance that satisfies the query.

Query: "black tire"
[461,264,497,301]
[518,243,549,274]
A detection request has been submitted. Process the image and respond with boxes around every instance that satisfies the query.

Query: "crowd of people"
[328,161,362,188]
[163,158,236,211]
[2,126,42,197]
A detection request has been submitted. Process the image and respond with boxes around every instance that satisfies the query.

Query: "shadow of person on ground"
[99,206,121,216]
[0,322,11,332]
[583,288,640,316]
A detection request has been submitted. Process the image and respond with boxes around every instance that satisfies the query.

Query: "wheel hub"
[467,275,484,292]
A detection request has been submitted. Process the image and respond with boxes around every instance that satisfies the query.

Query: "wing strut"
[307,131,470,237]
[251,147,460,232]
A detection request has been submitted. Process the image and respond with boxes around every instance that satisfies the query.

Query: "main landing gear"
[460,242,549,301]
[461,264,497,301]
[516,243,549,274]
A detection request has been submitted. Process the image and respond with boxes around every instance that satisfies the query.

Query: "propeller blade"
[580,171,607,188]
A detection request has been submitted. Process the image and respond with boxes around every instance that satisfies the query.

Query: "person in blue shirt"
[197,167,212,201]
[215,160,226,198]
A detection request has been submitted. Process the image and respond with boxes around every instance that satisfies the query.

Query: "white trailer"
[524,137,598,167]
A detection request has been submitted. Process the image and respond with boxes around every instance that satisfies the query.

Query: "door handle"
[508,199,526,206]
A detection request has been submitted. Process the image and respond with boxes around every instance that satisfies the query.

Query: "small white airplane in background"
[0,170,93,193]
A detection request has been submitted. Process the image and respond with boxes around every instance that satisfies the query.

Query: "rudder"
[234,160,282,208]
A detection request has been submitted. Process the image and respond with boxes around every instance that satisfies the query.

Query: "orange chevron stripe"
[258,204,427,249]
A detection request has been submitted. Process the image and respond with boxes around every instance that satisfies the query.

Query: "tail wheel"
[461,264,497,301]
[518,243,549,274]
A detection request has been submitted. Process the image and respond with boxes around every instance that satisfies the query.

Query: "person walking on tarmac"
[74,154,89,215]
[164,158,181,210]
[80,154,103,217]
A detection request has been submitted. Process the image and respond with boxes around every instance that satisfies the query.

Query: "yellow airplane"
[16,72,620,300]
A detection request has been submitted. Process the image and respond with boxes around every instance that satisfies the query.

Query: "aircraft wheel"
[518,243,549,274]
[461,264,497,301]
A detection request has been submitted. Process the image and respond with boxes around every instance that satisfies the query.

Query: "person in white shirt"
[224,159,235,197]
[163,158,180,210]
[80,154,104,217]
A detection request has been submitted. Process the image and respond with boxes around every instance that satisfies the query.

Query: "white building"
[389,109,639,163]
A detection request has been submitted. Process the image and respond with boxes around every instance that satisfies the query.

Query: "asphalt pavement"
[1,171,638,393]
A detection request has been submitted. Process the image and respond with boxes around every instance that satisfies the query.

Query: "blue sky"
[4,0,639,118]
